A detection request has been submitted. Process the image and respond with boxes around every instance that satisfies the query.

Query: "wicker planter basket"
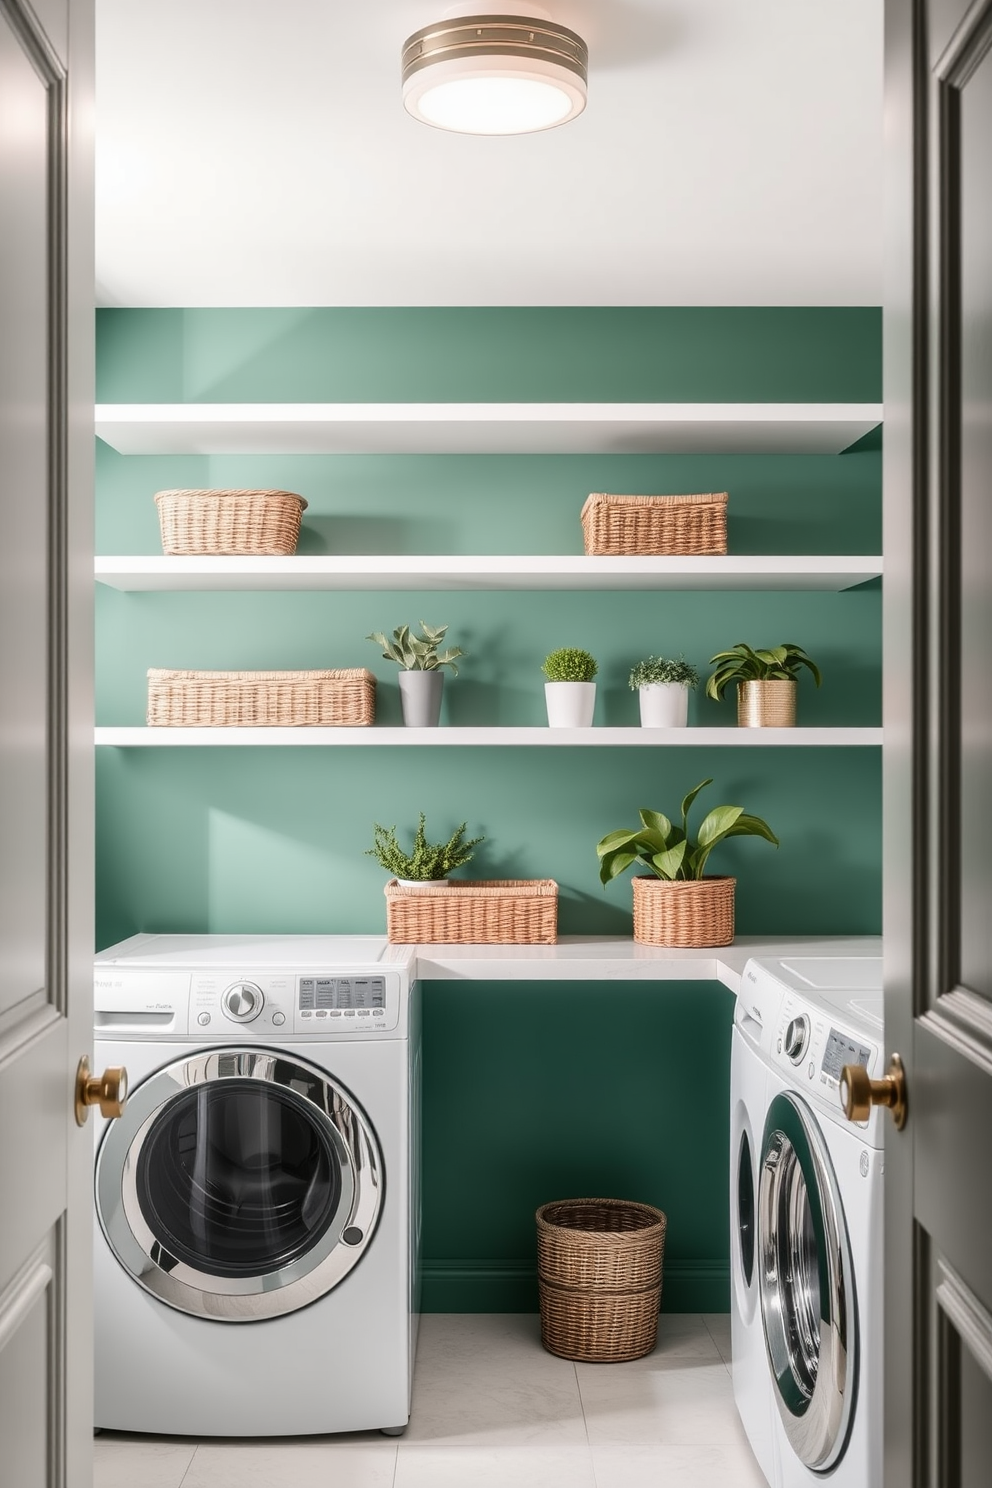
[581,492,728,557]
[384,879,558,944]
[536,1198,668,1362]
[147,669,376,727]
[632,874,736,948]
[154,489,307,555]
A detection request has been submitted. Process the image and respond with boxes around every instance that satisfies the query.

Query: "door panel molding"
[921,990,992,1075]
[937,1257,992,1385]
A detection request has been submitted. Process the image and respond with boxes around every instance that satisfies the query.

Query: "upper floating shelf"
[94,554,883,593]
[93,403,884,457]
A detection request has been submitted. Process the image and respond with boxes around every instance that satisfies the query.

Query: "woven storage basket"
[384,879,558,944]
[536,1198,668,1362]
[632,874,735,948]
[154,489,307,555]
[146,669,376,727]
[581,491,728,556]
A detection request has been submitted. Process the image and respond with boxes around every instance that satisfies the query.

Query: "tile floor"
[94,1312,769,1488]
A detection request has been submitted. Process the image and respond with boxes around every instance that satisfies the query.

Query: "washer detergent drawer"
[95,1047,383,1320]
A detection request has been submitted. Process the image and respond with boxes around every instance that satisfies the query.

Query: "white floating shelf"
[95,727,882,748]
[95,554,883,593]
[94,403,883,456]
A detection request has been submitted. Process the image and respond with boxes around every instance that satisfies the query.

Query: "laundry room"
[25,1,988,1486]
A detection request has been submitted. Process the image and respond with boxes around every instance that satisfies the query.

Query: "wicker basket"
[146,669,376,727]
[581,492,728,556]
[384,879,558,944]
[536,1198,668,1362]
[154,489,307,555]
[632,875,736,948]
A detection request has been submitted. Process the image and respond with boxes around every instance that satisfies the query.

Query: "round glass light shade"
[402,14,588,136]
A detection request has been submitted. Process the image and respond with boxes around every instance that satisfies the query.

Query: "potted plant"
[628,655,699,727]
[596,777,778,946]
[541,647,598,727]
[705,642,822,727]
[367,813,483,887]
[366,621,464,727]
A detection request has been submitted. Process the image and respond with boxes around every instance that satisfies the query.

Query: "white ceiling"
[94,0,884,308]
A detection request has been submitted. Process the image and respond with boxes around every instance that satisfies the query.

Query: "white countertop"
[404,936,883,994]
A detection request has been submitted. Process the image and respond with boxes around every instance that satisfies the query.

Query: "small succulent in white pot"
[628,655,699,728]
[541,648,598,728]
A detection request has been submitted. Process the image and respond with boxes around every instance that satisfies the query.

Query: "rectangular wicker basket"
[146,668,376,727]
[581,491,728,556]
[154,488,308,556]
[384,879,558,944]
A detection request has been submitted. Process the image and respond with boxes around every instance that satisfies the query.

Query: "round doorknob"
[75,1057,128,1126]
[839,1052,907,1130]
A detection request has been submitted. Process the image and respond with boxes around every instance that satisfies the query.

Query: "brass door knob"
[839,1052,907,1130]
[75,1057,128,1126]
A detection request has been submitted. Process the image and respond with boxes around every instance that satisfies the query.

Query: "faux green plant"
[628,655,700,690]
[705,642,822,701]
[367,813,484,881]
[596,778,778,885]
[542,647,598,682]
[366,621,464,674]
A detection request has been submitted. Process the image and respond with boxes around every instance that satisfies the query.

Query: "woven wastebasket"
[536,1198,668,1362]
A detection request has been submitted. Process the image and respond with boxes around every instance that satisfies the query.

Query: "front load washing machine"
[733,955,884,1488]
[92,934,420,1437]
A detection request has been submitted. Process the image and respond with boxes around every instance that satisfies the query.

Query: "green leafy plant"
[542,647,598,682]
[596,778,778,884]
[705,642,822,701]
[628,655,700,690]
[367,813,483,881]
[366,621,464,674]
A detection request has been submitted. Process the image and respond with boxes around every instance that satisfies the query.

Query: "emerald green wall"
[95,308,882,1312]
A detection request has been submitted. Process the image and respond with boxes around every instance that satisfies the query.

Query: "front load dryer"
[742,955,883,1488]
[92,934,420,1438]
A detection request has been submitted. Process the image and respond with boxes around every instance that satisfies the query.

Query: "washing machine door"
[95,1048,383,1321]
[758,1091,857,1472]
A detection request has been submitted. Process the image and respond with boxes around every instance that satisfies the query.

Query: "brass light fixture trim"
[402,16,588,85]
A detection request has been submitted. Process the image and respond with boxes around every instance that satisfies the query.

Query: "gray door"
[0,1,94,1484]
[884,0,992,1482]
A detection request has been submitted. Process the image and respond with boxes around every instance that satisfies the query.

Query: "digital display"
[821,1028,872,1082]
[298,976,385,1011]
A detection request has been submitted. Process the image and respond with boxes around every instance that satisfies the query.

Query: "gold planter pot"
[737,679,797,728]
[631,875,736,948]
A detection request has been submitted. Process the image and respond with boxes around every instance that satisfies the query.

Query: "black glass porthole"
[135,1079,341,1279]
[738,1127,756,1287]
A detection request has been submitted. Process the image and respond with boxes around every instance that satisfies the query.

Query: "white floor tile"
[180,1438,397,1488]
[592,1441,771,1488]
[93,1434,196,1488]
[396,1444,597,1488]
[702,1312,733,1366]
[654,1312,725,1359]
[577,1355,742,1446]
[406,1314,585,1446]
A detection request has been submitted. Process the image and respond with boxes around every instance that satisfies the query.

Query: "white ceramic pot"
[544,681,596,728]
[638,683,690,728]
[396,878,449,889]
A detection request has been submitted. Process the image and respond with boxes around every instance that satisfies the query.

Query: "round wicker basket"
[632,874,735,948]
[536,1198,667,1362]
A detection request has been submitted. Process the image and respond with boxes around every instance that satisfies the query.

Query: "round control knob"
[783,1015,809,1063]
[222,980,263,1023]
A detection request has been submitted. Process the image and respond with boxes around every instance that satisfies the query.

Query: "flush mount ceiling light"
[402,4,588,135]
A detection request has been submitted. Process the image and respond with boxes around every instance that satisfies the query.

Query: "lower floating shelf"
[95,726,883,747]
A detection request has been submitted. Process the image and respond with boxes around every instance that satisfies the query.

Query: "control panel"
[773,994,878,1113]
[188,970,401,1038]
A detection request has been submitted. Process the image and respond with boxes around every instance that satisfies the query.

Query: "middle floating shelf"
[94,554,883,593]
[95,727,883,748]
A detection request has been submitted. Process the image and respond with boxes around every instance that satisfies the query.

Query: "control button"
[374,1009,385,1017]
[808,1061,815,1079]
[342,1226,364,1246]
[783,1015,809,1063]
[222,980,264,1023]
[196,1011,211,1026]
[316,1010,328,1018]
[330,1011,343,1018]
[301,1010,313,1019]
[271,1012,286,1027]
[357,1009,371,1016]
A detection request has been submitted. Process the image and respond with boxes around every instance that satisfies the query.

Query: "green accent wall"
[95,307,882,1312]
